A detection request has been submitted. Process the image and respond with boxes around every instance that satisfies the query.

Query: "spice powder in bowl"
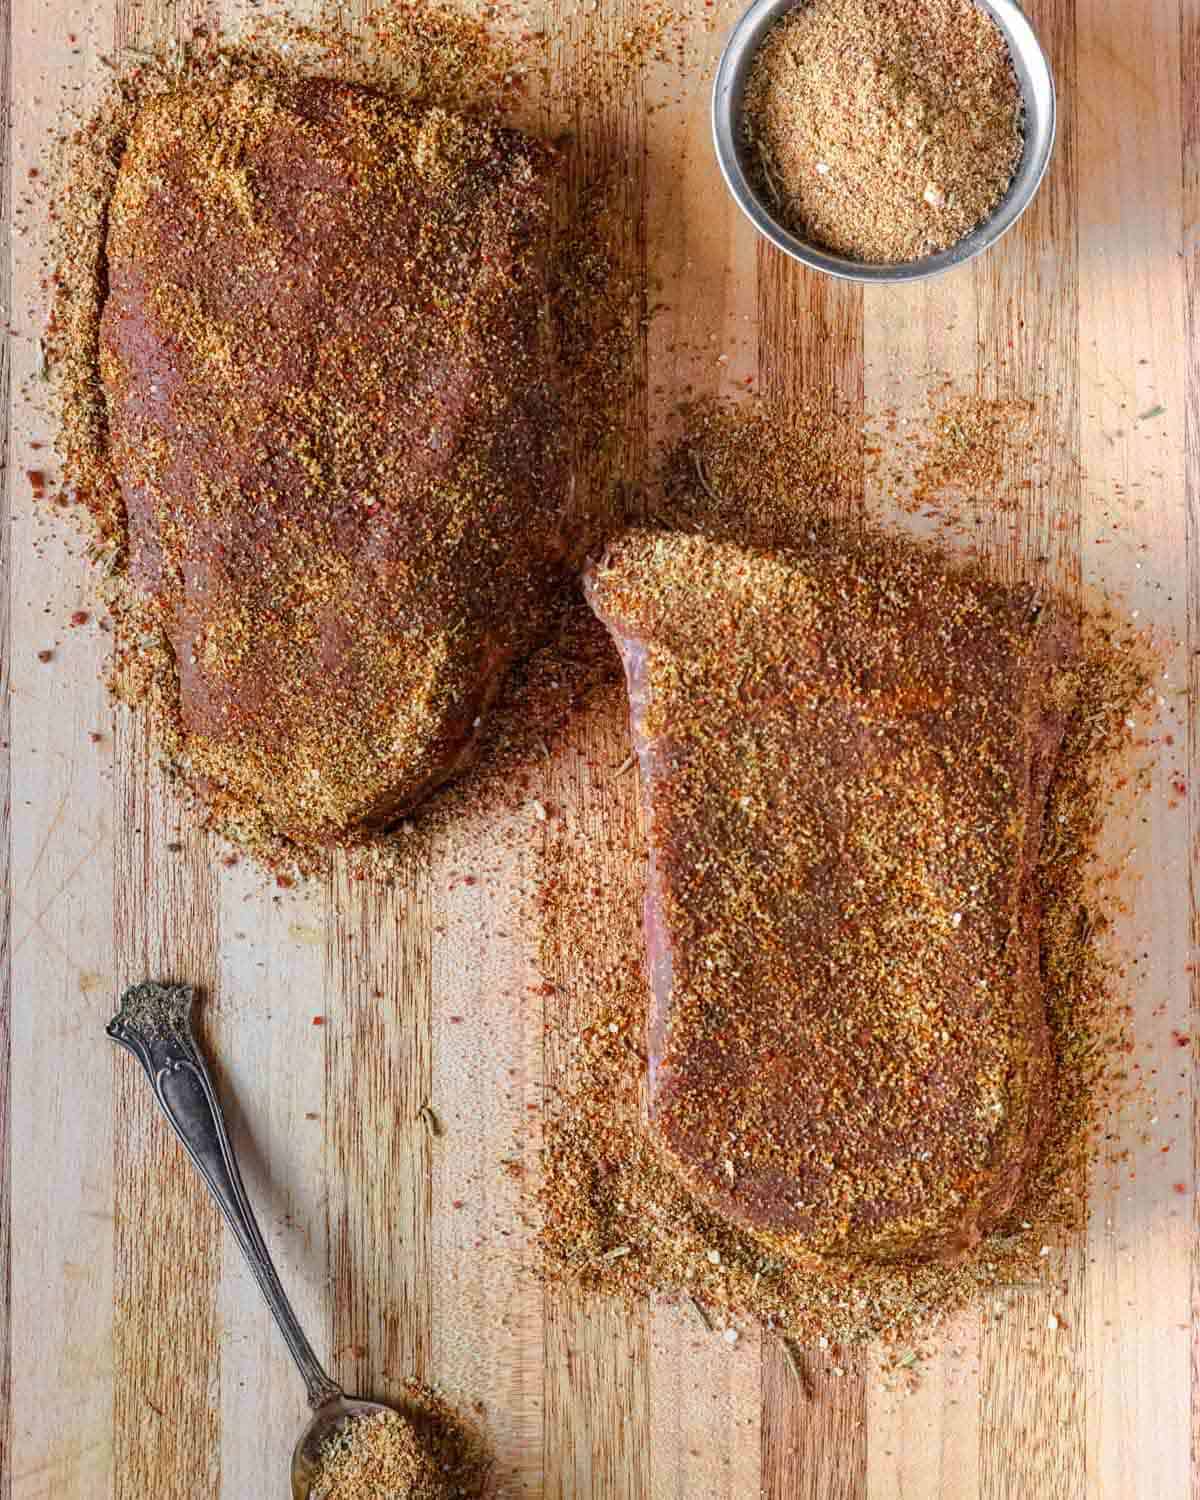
[741,0,1024,263]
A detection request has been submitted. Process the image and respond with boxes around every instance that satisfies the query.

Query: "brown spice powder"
[309,1386,490,1500]
[863,383,1057,527]
[312,1410,447,1500]
[742,0,1024,263]
[914,392,1036,503]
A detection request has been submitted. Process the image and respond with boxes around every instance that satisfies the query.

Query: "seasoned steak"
[586,529,1079,1265]
[100,76,566,844]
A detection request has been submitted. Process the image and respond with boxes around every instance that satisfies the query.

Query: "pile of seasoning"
[742,0,1024,263]
[309,1392,490,1500]
[311,1411,449,1500]
[536,401,1154,1346]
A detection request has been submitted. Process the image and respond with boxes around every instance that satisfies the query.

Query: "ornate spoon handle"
[107,981,343,1411]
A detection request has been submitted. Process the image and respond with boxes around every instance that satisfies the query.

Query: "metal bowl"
[711,0,1056,283]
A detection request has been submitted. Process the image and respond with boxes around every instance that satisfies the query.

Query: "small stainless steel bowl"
[711,0,1056,283]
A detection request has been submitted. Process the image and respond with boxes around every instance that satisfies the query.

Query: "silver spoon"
[107,980,393,1500]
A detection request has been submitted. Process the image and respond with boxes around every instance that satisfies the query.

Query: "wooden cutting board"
[3,0,1196,1496]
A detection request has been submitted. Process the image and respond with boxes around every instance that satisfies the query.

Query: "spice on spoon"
[310,1410,449,1500]
[742,0,1024,263]
[308,1384,492,1500]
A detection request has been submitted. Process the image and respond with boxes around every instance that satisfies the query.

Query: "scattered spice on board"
[914,393,1036,503]
[742,0,1024,262]
[537,403,1155,1345]
[309,1389,489,1500]
[863,384,1052,523]
[655,393,864,550]
[311,1410,448,1500]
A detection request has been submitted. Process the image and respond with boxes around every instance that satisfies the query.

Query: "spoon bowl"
[291,1395,402,1500]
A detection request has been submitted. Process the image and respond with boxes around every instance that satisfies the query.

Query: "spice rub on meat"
[100,76,567,844]
[586,529,1080,1265]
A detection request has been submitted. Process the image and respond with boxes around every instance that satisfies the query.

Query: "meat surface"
[101,76,567,845]
[585,529,1080,1264]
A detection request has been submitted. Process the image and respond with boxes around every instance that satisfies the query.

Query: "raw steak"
[101,76,566,844]
[586,528,1080,1264]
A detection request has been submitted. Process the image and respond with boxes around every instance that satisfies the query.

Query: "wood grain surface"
[2,0,1198,1496]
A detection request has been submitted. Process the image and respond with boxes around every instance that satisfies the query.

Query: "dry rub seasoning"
[312,1411,448,1500]
[743,0,1024,262]
[309,1389,490,1500]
